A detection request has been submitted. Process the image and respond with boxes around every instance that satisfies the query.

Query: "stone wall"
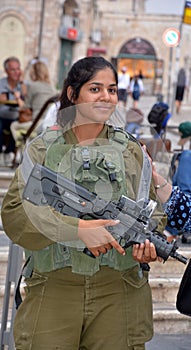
[0,0,190,98]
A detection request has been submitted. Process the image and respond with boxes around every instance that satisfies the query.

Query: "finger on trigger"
[111,240,125,256]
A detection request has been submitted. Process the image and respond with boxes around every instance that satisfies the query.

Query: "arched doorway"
[117,37,164,95]
[0,15,25,77]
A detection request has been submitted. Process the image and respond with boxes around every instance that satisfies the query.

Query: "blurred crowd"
[0,56,56,167]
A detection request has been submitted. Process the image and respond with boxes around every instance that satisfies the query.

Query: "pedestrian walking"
[117,66,130,108]
[130,75,144,109]
[175,68,189,114]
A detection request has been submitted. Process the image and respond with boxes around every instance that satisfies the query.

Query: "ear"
[67,86,74,102]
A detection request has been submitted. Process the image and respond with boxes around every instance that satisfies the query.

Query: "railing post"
[0,240,23,350]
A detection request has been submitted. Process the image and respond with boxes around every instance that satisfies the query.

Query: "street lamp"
[38,0,45,58]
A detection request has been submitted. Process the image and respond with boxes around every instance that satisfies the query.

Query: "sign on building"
[162,27,180,47]
[183,0,191,25]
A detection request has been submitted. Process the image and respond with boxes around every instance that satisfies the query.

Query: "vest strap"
[81,147,91,170]
[15,255,33,309]
[111,128,152,200]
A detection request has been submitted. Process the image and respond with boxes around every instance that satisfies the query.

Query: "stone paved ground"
[146,333,191,350]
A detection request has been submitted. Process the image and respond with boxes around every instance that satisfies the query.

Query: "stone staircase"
[0,166,191,339]
[0,168,14,206]
[149,248,191,333]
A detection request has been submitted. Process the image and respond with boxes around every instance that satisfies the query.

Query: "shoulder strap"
[108,126,129,152]
[108,126,152,200]
[42,125,65,148]
[126,131,152,200]
[21,126,65,184]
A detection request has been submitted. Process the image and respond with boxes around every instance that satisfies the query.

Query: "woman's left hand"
[132,239,162,263]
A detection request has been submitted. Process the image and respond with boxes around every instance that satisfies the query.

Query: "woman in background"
[130,75,144,109]
[10,60,56,145]
[148,154,191,234]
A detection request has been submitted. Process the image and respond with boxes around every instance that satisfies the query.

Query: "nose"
[100,89,110,101]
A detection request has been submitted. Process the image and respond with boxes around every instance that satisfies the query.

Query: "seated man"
[0,56,27,166]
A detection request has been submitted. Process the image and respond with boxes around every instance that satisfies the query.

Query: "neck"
[73,122,104,144]
[7,78,18,90]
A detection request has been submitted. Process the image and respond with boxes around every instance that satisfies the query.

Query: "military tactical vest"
[22,125,152,276]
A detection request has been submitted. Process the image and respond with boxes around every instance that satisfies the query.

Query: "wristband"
[155,180,168,190]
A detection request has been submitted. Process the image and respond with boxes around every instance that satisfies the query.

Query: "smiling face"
[67,67,118,125]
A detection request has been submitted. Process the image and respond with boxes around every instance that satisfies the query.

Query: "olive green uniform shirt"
[1,124,166,256]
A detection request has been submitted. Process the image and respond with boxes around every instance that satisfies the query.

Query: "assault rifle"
[23,163,188,264]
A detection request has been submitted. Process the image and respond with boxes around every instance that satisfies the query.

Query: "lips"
[93,104,114,111]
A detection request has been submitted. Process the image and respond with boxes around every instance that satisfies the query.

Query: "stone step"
[0,189,8,205]
[152,302,191,334]
[0,168,14,205]
[0,168,14,185]
[150,276,181,304]
[0,248,10,280]
[149,246,191,276]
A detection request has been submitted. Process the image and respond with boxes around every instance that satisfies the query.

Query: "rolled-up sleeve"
[1,137,79,250]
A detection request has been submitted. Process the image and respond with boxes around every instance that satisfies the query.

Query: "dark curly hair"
[57,56,118,127]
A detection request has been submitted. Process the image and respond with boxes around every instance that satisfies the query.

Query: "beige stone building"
[0,0,190,102]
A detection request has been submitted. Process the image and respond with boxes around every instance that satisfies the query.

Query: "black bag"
[168,151,182,180]
[148,102,169,134]
[176,259,191,317]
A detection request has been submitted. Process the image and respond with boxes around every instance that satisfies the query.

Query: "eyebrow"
[88,82,117,87]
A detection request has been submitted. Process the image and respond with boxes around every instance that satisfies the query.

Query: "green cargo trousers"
[14,266,153,349]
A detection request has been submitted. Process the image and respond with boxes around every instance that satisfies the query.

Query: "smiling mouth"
[94,104,114,110]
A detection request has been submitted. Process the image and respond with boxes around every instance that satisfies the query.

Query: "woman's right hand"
[78,219,125,257]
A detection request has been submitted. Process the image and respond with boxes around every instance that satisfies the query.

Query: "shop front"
[114,37,164,96]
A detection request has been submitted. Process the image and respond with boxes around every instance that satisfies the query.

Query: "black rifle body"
[23,163,188,264]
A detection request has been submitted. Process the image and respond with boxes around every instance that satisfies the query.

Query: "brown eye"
[108,88,117,94]
[90,87,99,93]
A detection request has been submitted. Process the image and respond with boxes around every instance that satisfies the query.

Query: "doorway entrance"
[117,37,163,95]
